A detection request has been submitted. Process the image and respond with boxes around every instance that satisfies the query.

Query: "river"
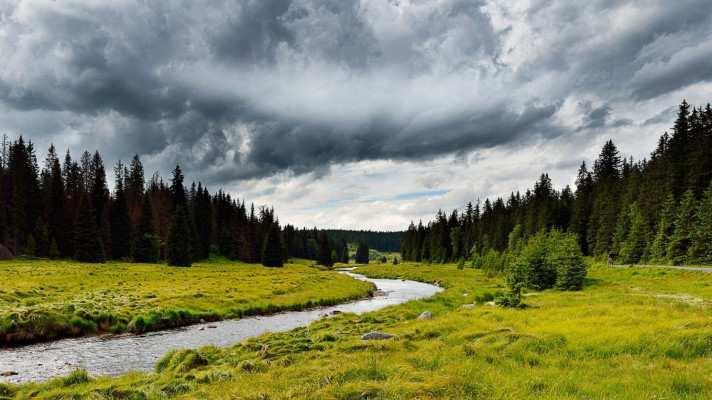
[0,271,441,384]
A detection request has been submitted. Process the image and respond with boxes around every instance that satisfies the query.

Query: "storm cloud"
[1,0,711,228]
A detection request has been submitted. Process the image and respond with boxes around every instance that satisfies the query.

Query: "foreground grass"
[0,258,374,346]
[5,262,712,399]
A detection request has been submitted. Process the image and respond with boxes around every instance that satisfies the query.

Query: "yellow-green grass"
[5,262,711,399]
[0,258,374,346]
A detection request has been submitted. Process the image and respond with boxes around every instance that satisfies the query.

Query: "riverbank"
[4,262,711,399]
[0,259,374,346]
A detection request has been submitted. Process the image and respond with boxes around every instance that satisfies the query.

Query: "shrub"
[521,232,555,290]
[547,232,587,291]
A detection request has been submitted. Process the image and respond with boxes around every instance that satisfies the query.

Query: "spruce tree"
[520,232,555,290]
[110,161,132,259]
[355,242,369,264]
[548,231,587,291]
[649,194,675,263]
[74,194,106,263]
[667,190,696,265]
[134,195,160,263]
[167,205,192,267]
[688,182,712,264]
[49,238,60,259]
[317,232,333,266]
[261,222,284,267]
[619,203,648,264]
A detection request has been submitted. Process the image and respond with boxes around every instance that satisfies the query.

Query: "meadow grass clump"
[56,369,91,387]
[156,348,215,373]
[0,383,15,399]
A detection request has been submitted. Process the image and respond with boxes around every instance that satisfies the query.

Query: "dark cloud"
[0,0,709,187]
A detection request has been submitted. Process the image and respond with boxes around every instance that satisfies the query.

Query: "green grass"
[6,262,712,399]
[0,258,375,346]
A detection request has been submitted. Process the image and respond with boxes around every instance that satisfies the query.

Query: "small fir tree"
[667,190,696,265]
[354,242,369,264]
[619,203,648,264]
[134,195,160,263]
[74,194,106,263]
[317,232,333,267]
[547,231,587,291]
[649,194,675,263]
[261,222,284,267]
[167,206,192,267]
[688,182,712,264]
[48,237,60,259]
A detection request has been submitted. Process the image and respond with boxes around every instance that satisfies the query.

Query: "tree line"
[401,100,712,268]
[320,230,402,253]
[0,138,285,267]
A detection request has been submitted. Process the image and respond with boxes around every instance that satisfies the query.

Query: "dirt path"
[610,264,712,273]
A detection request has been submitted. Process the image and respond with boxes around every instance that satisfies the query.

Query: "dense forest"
[0,138,285,267]
[321,230,402,252]
[401,100,712,268]
[282,227,349,267]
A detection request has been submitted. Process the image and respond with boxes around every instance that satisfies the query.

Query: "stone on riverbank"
[361,331,395,340]
[418,311,433,320]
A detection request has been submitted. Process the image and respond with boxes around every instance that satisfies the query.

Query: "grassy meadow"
[4,261,710,399]
[0,258,375,346]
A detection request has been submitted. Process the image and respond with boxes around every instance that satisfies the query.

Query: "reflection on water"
[0,271,441,383]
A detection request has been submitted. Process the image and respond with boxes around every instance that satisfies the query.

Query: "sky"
[1,0,711,230]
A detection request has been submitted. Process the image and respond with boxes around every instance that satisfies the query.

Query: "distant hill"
[323,230,403,253]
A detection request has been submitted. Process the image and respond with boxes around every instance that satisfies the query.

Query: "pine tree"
[74,194,106,263]
[24,234,37,257]
[170,165,187,208]
[355,242,369,264]
[167,205,192,267]
[548,231,587,291]
[649,194,675,263]
[48,238,60,259]
[520,232,555,290]
[261,222,284,267]
[688,182,712,264]
[110,161,132,259]
[590,140,622,257]
[134,195,160,263]
[317,232,333,266]
[126,154,145,224]
[667,190,696,265]
[619,203,648,264]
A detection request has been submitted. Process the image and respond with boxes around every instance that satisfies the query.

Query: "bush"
[547,231,587,291]
[521,232,555,290]
[481,249,506,275]
[502,230,588,306]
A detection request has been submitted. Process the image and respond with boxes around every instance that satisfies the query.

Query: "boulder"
[0,244,13,260]
[417,311,433,320]
[459,303,476,310]
[361,331,395,340]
